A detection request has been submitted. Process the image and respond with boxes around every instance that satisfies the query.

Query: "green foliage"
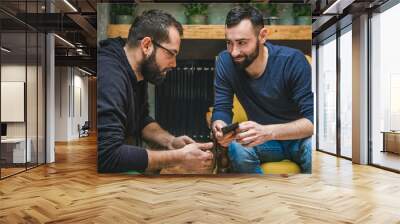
[111,4,135,16]
[252,3,278,17]
[293,4,310,17]
[183,3,209,17]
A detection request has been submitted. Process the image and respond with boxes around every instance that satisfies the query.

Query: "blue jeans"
[228,138,312,174]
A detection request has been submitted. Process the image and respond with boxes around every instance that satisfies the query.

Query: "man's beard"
[140,49,168,85]
[232,40,260,70]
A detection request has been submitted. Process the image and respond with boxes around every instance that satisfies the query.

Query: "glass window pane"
[1,14,28,177]
[27,31,38,169]
[0,0,46,179]
[318,36,337,154]
[26,0,40,170]
[340,28,352,158]
[38,32,45,165]
[371,3,400,171]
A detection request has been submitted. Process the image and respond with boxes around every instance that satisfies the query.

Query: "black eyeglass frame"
[136,37,177,57]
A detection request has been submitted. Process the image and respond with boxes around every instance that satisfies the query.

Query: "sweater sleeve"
[286,51,314,124]
[97,56,148,173]
[211,55,234,125]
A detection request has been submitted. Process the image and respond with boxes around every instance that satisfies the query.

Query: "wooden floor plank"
[1,135,400,223]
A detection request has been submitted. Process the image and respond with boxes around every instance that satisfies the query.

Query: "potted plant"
[252,3,279,25]
[183,3,209,25]
[111,4,136,24]
[266,4,279,25]
[278,4,295,25]
[294,4,311,25]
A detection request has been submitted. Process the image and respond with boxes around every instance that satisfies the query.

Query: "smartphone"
[221,122,239,135]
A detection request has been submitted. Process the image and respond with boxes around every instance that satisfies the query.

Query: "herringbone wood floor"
[1,135,400,223]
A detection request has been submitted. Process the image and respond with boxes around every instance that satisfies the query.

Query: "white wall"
[1,66,25,127]
[54,67,89,141]
[1,65,26,81]
[1,65,26,140]
[55,67,69,141]
[72,71,89,138]
[1,65,41,138]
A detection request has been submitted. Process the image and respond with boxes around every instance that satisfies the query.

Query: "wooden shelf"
[107,24,311,40]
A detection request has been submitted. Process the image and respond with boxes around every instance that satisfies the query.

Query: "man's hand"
[179,142,214,172]
[168,135,195,150]
[236,121,275,147]
[212,120,236,147]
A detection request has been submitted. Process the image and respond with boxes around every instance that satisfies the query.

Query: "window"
[0,1,47,179]
[317,35,337,154]
[370,2,400,171]
[339,27,352,158]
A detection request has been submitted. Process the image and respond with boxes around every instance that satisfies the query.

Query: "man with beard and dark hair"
[211,5,314,173]
[97,10,213,173]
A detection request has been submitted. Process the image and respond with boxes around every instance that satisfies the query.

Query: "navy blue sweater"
[211,43,313,126]
[97,37,154,173]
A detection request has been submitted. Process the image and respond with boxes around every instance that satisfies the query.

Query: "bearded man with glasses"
[98,9,213,173]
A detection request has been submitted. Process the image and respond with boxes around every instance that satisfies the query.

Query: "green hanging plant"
[183,3,209,17]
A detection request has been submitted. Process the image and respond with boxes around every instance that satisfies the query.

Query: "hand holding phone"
[212,120,237,147]
[221,122,239,136]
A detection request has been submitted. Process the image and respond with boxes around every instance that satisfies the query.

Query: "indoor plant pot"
[296,16,311,25]
[278,4,295,25]
[187,14,207,25]
[115,15,134,24]
[254,3,279,25]
[266,16,280,25]
[111,4,135,24]
[184,3,208,25]
[294,4,311,25]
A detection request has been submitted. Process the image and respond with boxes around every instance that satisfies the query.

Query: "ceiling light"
[78,67,92,76]
[1,47,11,53]
[323,0,355,15]
[63,0,78,12]
[323,0,341,14]
[54,34,75,48]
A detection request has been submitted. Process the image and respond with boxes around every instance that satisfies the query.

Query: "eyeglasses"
[136,37,178,58]
[151,40,177,58]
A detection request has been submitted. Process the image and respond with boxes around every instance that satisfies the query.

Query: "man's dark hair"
[225,5,264,34]
[127,9,183,47]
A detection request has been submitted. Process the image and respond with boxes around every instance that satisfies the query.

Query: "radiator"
[155,60,215,142]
